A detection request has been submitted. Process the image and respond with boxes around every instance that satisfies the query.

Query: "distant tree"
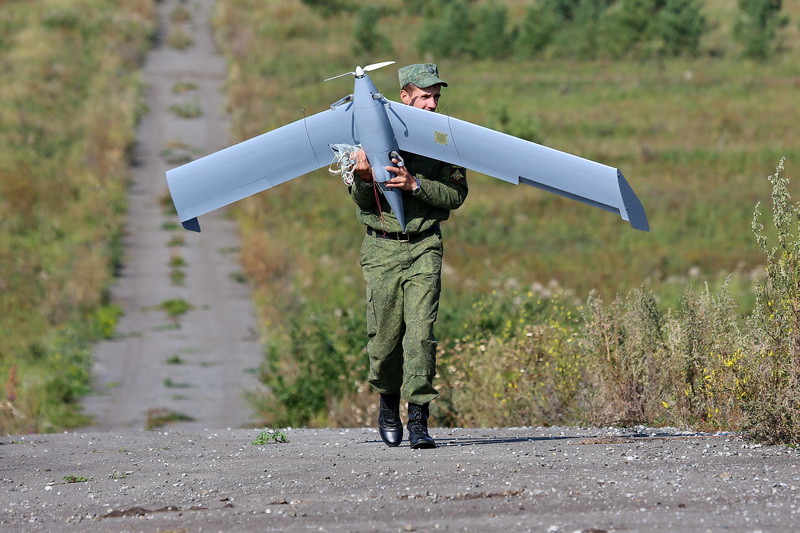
[405,0,476,18]
[514,3,561,58]
[601,0,661,58]
[300,0,353,17]
[416,0,474,58]
[545,0,613,22]
[555,0,614,59]
[471,2,512,59]
[351,5,393,57]
[734,0,787,59]
[656,0,706,57]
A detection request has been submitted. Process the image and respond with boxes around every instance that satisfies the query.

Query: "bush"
[437,289,583,427]
[351,5,393,58]
[657,0,706,57]
[471,2,512,60]
[257,304,368,427]
[416,0,474,58]
[734,0,788,60]
[515,4,560,58]
[663,280,747,430]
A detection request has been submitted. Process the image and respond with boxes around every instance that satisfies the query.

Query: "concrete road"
[2,426,798,531]
[80,0,264,431]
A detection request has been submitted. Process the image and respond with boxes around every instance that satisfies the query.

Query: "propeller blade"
[323,61,396,82]
[323,70,355,82]
[363,60,396,72]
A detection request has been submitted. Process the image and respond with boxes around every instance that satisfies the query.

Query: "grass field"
[0,0,155,433]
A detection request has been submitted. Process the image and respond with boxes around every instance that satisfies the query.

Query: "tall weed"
[743,158,800,443]
[581,288,668,426]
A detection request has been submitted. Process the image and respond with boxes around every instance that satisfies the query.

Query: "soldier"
[349,64,468,449]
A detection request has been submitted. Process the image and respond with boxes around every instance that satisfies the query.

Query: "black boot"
[407,402,436,449]
[378,392,403,447]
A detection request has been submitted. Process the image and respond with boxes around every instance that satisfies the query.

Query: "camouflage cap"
[398,63,448,89]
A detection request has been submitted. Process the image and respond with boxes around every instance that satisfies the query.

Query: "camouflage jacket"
[348,151,468,234]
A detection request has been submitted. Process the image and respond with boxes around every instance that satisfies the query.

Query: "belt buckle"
[397,232,411,242]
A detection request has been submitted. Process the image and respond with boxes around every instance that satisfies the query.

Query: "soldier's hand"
[385,159,418,191]
[352,149,373,183]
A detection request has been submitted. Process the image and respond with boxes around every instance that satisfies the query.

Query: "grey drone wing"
[167,102,356,231]
[385,101,648,231]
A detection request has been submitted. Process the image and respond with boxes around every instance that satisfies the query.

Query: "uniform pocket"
[365,286,377,338]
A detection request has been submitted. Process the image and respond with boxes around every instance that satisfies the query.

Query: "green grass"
[62,475,90,484]
[159,298,193,318]
[168,100,203,118]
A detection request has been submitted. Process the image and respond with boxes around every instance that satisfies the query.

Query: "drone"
[166,61,648,233]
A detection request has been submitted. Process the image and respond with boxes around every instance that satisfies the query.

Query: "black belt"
[366,223,440,242]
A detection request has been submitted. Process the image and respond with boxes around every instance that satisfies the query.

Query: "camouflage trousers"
[359,230,443,406]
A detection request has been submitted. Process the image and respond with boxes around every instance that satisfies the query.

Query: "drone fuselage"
[352,72,408,230]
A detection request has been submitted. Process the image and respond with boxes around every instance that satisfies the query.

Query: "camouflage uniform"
[350,152,468,405]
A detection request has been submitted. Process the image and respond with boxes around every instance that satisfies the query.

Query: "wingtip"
[617,171,650,232]
[181,217,201,232]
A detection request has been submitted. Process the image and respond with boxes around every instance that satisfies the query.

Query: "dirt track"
[79,0,264,431]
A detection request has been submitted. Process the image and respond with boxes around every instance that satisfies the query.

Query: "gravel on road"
[2,426,798,532]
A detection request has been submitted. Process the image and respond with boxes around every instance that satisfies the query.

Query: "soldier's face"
[400,84,441,112]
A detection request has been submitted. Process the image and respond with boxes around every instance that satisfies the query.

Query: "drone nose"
[355,66,365,77]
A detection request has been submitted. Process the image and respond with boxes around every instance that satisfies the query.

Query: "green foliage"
[62,475,90,483]
[144,408,194,430]
[437,290,583,426]
[582,288,667,425]
[744,158,800,444]
[471,2,512,60]
[258,305,367,427]
[424,0,708,60]
[417,0,514,59]
[657,0,706,57]
[91,304,123,339]
[159,298,193,318]
[665,279,747,429]
[301,0,353,17]
[351,5,393,57]
[252,428,289,444]
[735,0,788,59]
[515,4,560,58]
[416,0,475,58]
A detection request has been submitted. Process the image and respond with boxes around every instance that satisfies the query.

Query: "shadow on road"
[363,429,736,448]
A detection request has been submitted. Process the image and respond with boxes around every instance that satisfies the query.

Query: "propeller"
[323,60,396,81]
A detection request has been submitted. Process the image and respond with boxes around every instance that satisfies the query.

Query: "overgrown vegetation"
[744,158,800,443]
[213,0,800,443]
[0,0,155,433]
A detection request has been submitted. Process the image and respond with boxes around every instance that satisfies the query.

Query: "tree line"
[342,0,788,61]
